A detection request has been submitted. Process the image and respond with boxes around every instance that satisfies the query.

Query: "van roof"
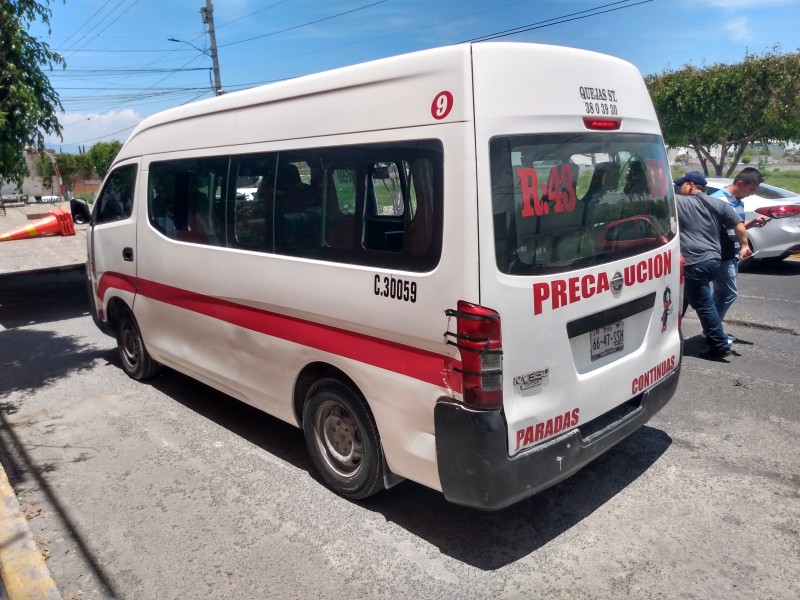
[116,42,648,161]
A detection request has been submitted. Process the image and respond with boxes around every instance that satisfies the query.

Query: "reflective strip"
[97,272,461,391]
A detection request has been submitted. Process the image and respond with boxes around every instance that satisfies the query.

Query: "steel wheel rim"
[120,322,139,368]
[313,399,363,479]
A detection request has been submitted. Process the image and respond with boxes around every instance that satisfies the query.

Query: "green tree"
[0,1,64,186]
[55,151,93,193]
[645,49,800,177]
[34,151,54,187]
[86,140,123,178]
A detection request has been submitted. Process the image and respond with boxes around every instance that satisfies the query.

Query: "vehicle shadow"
[741,257,800,276]
[0,267,90,329]
[360,425,672,570]
[138,365,671,570]
[143,366,313,473]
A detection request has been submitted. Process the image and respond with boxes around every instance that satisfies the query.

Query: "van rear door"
[483,132,680,456]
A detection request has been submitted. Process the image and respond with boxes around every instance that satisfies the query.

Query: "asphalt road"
[0,261,798,600]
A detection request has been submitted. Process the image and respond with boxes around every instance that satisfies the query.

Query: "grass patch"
[670,166,800,194]
[761,170,800,193]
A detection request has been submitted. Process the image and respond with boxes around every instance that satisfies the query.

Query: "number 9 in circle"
[431,91,453,120]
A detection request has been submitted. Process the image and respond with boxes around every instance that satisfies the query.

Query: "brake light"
[755,205,800,219]
[678,254,685,330]
[583,117,621,131]
[445,301,503,409]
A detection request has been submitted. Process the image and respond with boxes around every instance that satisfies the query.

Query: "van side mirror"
[70,198,93,225]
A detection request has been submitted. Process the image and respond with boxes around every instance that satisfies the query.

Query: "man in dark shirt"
[674,171,752,359]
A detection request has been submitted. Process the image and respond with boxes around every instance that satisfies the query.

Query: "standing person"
[710,168,770,332]
[673,171,752,359]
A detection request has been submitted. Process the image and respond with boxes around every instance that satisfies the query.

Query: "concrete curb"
[0,264,85,287]
[0,467,62,599]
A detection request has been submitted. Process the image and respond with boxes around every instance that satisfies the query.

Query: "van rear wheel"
[115,310,160,380]
[302,379,384,500]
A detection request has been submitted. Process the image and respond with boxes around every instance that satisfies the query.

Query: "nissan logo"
[610,271,624,294]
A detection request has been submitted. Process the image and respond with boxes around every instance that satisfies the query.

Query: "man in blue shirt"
[675,171,751,359]
[710,168,769,340]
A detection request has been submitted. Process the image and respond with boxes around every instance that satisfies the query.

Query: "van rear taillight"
[583,117,621,130]
[445,301,503,409]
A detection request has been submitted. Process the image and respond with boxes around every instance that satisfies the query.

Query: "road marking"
[737,294,800,305]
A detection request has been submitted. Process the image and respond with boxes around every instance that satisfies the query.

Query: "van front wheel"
[303,379,384,500]
[115,310,160,380]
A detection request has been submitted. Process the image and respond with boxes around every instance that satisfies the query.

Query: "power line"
[215,0,292,30]
[211,0,654,92]
[464,0,654,43]
[54,0,117,50]
[222,0,531,72]
[219,0,390,49]
[64,0,139,58]
[49,68,210,77]
[50,47,192,54]
[50,0,657,146]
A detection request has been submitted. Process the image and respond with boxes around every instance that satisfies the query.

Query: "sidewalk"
[0,202,87,279]
[0,202,77,599]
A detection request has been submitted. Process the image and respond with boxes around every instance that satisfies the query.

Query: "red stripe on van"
[99,273,460,391]
[96,272,137,319]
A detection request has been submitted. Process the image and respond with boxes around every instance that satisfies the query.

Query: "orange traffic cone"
[0,207,76,242]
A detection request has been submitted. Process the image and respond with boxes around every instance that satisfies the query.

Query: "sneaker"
[699,348,731,361]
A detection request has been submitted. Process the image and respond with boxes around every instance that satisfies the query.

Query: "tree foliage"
[0,1,64,186]
[645,49,800,177]
[86,140,123,178]
[55,151,93,192]
[34,151,54,186]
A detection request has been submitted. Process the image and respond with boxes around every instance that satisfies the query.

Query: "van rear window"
[490,133,676,275]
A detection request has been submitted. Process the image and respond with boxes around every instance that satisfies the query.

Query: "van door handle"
[122,247,134,262]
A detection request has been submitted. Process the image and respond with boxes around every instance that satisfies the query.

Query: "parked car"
[704,178,800,268]
[595,215,669,255]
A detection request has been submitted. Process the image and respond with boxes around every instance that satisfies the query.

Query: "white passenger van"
[73,42,682,510]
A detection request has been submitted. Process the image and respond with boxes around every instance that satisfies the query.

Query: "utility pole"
[200,0,223,95]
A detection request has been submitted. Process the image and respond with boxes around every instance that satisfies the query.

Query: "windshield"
[490,133,677,275]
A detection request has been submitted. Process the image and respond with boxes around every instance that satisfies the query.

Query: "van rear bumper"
[434,364,680,510]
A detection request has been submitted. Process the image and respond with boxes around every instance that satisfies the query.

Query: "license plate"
[590,320,624,360]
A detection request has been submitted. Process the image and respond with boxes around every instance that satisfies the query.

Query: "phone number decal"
[579,86,618,116]
[374,274,417,303]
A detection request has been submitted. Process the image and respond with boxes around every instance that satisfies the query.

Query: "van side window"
[371,163,404,216]
[406,158,435,256]
[364,161,405,252]
[272,141,442,271]
[149,157,229,246]
[95,164,136,224]
[275,157,321,257]
[146,140,443,271]
[232,155,277,251]
[324,166,357,250]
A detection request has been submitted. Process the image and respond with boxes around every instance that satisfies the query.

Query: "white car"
[704,178,800,268]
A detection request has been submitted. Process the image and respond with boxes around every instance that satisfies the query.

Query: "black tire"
[302,379,384,500]
[115,309,160,380]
